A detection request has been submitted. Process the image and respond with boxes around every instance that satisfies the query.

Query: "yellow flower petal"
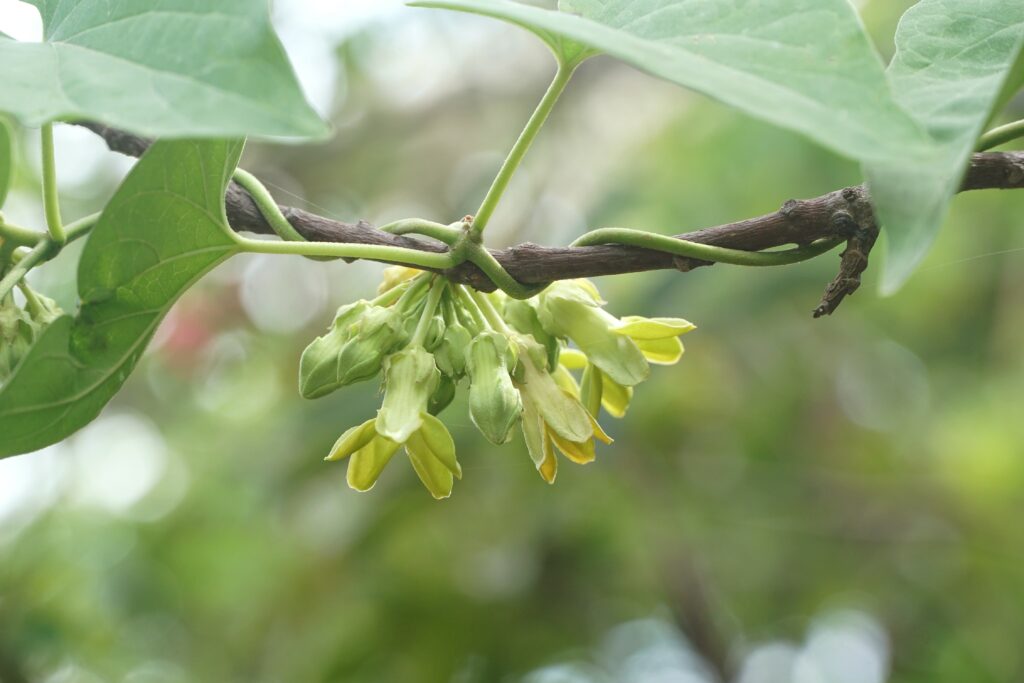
[539,436,558,484]
[346,435,401,492]
[580,364,603,417]
[417,413,462,479]
[549,430,596,465]
[613,316,696,340]
[635,337,685,365]
[587,413,613,445]
[326,418,377,461]
[378,266,422,294]
[406,438,455,500]
[558,348,589,371]
[599,371,633,418]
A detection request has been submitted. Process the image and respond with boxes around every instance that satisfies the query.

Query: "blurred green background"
[3,0,1024,681]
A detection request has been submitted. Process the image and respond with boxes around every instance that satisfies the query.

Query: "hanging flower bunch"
[300,268,695,499]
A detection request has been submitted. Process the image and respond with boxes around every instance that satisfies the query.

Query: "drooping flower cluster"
[0,283,61,384]
[300,268,695,499]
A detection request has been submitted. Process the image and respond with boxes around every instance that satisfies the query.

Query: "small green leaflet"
[0,139,244,458]
[410,0,930,167]
[0,0,327,140]
[0,116,11,208]
[866,0,1024,294]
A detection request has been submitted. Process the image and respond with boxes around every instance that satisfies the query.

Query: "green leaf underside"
[0,0,327,139]
[0,139,242,457]
[0,116,11,208]
[410,0,931,165]
[866,0,1024,294]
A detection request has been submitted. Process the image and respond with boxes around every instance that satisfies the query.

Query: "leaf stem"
[977,119,1024,151]
[571,228,842,266]
[40,124,66,245]
[471,62,576,239]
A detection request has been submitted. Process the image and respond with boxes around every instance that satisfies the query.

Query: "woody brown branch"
[79,123,1024,308]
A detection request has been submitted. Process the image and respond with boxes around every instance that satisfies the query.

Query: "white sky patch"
[0,0,42,41]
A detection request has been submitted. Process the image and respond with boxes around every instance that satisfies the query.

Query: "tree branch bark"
[79,122,1024,312]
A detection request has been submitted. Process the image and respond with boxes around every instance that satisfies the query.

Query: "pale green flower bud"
[299,304,408,399]
[299,301,371,398]
[428,372,457,416]
[434,323,472,378]
[423,314,446,352]
[503,298,560,370]
[337,306,409,384]
[465,332,522,445]
[376,346,439,443]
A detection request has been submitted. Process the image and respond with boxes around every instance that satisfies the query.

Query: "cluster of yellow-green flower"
[300,267,695,499]
[0,282,60,384]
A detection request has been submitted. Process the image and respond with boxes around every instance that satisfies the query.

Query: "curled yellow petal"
[558,348,589,371]
[549,430,596,465]
[613,316,696,340]
[346,435,402,492]
[406,437,455,500]
[326,418,377,461]
[599,371,633,418]
[635,337,685,365]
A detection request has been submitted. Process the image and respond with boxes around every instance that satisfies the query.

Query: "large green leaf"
[410,0,930,166]
[864,0,1024,294]
[0,1,327,139]
[0,139,243,457]
[0,116,11,208]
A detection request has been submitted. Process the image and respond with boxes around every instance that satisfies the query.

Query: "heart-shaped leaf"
[410,0,929,167]
[864,0,1024,293]
[0,1,327,139]
[0,139,243,458]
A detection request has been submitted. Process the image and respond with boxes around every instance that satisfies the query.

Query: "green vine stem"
[40,123,66,245]
[379,219,463,245]
[977,119,1024,151]
[0,240,50,302]
[471,62,577,239]
[571,228,843,266]
[233,168,307,242]
[0,220,46,247]
[0,212,99,301]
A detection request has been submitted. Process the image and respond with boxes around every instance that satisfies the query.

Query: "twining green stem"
[0,221,46,247]
[40,124,66,245]
[471,62,576,239]
[977,119,1024,151]
[239,237,458,270]
[233,169,306,243]
[411,276,447,346]
[379,219,462,245]
[0,240,50,302]
[464,242,547,299]
[571,228,843,266]
[233,169,463,270]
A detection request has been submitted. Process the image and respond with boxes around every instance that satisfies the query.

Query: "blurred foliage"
[4,0,1024,681]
